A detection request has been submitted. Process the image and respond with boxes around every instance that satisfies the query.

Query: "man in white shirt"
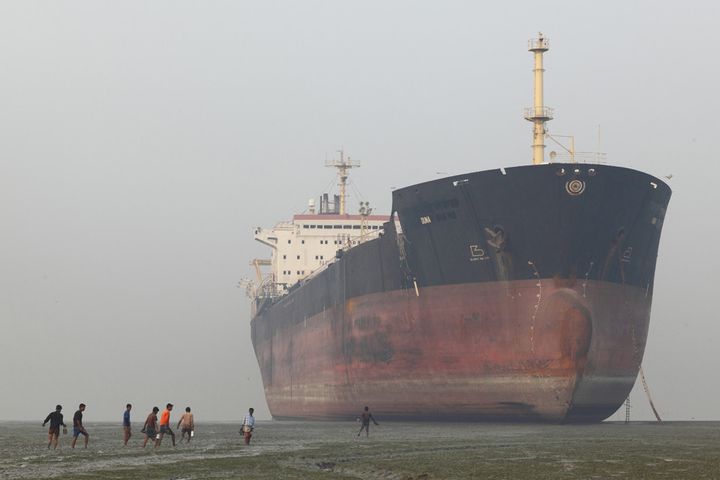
[240,407,255,445]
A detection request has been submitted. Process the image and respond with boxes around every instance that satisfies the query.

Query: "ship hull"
[254,279,648,422]
[251,163,671,422]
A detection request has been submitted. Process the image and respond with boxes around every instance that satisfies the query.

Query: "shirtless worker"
[141,407,159,448]
[155,403,176,447]
[356,406,379,437]
[71,403,89,448]
[42,405,67,449]
[122,404,132,445]
[177,407,195,443]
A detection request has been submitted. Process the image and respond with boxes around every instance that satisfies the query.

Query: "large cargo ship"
[246,34,671,422]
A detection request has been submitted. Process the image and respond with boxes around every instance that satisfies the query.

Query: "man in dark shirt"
[71,403,89,449]
[123,404,132,445]
[42,405,66,449]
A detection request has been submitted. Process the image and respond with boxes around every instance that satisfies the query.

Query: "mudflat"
[3,421,718,479]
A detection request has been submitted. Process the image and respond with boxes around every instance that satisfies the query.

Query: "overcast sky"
[1,1,717,422]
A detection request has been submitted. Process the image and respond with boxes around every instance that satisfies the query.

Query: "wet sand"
[2,421,718,479]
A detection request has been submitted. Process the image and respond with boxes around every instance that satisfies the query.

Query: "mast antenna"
[325,149,360,215]
[524,32,553,165]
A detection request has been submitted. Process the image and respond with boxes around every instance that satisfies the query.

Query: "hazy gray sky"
[1,0,717,422]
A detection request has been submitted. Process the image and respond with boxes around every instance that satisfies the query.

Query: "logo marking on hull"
[565,179,586,196]
[469,245,489,261]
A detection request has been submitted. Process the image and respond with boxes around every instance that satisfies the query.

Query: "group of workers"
[42,403,256,449]
[42,403,379,450]
[134,403,196,448]
[42,403,90,450]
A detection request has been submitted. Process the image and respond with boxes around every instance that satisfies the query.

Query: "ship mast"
[524,33,553,165]
[325,149,360,215]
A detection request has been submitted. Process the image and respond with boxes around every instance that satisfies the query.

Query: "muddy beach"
[2,421,718,479]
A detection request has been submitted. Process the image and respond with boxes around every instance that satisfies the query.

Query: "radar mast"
[325,149,360,215]
[524,33,553,165]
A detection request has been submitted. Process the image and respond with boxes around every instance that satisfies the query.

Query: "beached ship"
[245,34,671,422]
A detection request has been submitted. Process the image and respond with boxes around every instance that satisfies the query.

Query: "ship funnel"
[524,32,553,165]
[308,198,316,214]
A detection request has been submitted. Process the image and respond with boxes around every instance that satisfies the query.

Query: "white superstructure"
[247,151,388,301]
[253,213,387,296]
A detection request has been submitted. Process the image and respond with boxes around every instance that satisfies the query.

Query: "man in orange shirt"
[155,403,176,447]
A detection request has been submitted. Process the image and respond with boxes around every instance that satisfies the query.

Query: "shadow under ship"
[248,35,671,423]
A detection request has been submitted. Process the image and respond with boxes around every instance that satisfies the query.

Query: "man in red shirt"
[155,403,176,447]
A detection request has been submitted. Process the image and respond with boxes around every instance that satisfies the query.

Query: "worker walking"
[240,408,255,445]
[155,403,176,447]
[357,406,379,437]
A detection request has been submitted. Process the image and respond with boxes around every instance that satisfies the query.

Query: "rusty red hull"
[254,279,650,422]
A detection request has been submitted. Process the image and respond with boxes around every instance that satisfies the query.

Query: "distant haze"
[1,1,717,422]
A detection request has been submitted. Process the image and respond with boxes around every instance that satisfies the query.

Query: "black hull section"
[392,164,670,291]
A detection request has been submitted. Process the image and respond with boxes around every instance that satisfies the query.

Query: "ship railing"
[528,37,549,50]
[329,229,383,254]
[548,151,607,164]
[253,276,286,300]
[523,106,554,120]
[293,264,328,288]
[352,228,383,247]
